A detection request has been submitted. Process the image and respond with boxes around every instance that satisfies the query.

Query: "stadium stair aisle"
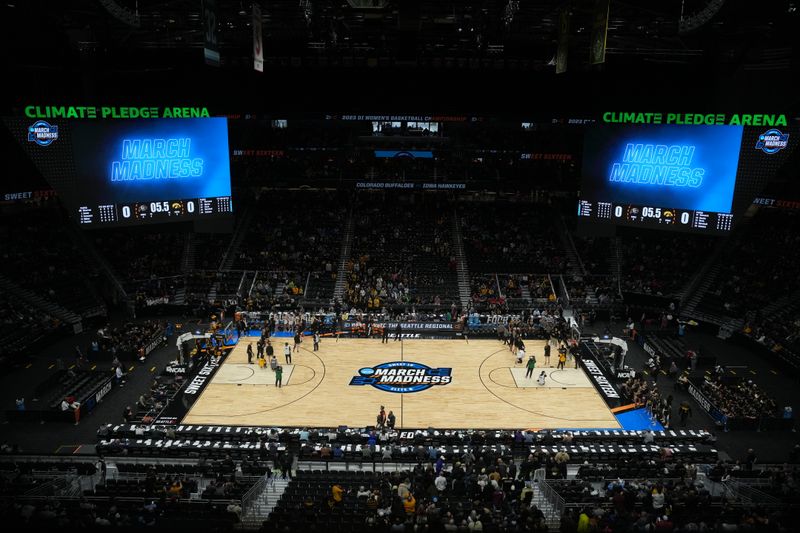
[451,208,472,310]
[240,477,290,529]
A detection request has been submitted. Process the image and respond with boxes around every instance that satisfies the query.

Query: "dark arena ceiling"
[2,1,798,110]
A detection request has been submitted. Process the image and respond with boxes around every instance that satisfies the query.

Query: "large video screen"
[70,118,232,226]
[4,117,233,227]
[578,124,744,234]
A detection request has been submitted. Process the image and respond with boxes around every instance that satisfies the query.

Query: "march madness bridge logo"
[755,129,789,154]
[350,361,452,393]
[27,121,59,146]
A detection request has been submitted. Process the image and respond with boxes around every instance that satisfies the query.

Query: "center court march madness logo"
[349,361,452,393]
[27,121,59,146]
[755,129,789,154]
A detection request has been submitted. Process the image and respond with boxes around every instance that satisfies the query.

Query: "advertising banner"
[253,3,263,72]
[203,0,220,66]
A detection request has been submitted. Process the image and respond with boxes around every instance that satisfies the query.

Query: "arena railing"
[240,471,271,517]
[297,458,442,473]
[22,474,80,497]
[722,479,781,507]
[532,469,565,527]
[8,493,245,509]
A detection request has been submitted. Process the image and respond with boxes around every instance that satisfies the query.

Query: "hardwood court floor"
[182,338,619,429]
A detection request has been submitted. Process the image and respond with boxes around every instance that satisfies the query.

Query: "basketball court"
[182,337,620,429]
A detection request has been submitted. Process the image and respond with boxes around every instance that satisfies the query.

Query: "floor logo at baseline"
[349,361,452,393]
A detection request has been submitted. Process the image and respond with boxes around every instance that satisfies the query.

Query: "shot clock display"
[69,118,233,227]
[578,124,743,234]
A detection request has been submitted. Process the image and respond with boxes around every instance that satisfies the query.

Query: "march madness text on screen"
[609,144,704,188]
[111,138,204,181]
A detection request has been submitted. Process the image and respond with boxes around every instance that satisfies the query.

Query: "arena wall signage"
[335,114,469,122]
[94,379,113,405]
[579,356,621,405]
[343,321,456,332]
[615,369,636,379]
[144,330,166,357]
[751,197,800,210]
[24,105,211,120]
[642,341,657,358]
[602,112,787,127]
[184,354,223,395]
[165,364,187,374]
[520,153,574,161]
[1,190,56,203]
[349,361,452,393]
[687,380,726,425]
[81,375,116,414]
[355,182,466,190]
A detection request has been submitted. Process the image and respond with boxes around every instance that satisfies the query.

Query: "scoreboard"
[578,124,744,235]
[77,197,233,225]
[7,116,233,228]
[578,201,734,232]
[69,118,233,227]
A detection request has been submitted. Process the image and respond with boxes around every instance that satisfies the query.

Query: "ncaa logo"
[350,361,452,393]
[755,129,789,154]
[28,121,59,146]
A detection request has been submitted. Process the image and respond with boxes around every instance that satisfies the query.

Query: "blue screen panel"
[72,118,231,205]
[582,124,743,213]
[374,150,433,159]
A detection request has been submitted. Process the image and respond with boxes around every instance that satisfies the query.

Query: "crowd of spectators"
[269,450,554,532]
[96,320,163,362]
[620,376,677,427]
[93,229,185,305]
[572,236,613,275]
[126,374,183,424]
[461,203,567,274]
[619,232,714,297]
[233,192,345,275]
[525,276,554,301]
[699,375,778,420]
[1,209,103,315]
[246,271,308,311]
[499,274,523,299]
[344,196,458,310]
[470,274,554,313]
[93,467,199,499]
[193,233,230,271]
[563,275,616,307]
[0,297,61,359]
[185,271,216,306]
[488,307,567,342]
[743,306,800,363]
[700,209,800,317]
[738,465,800,503]
[556,476,728,532]
[0,457,245,529]
[470,274,501,308]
